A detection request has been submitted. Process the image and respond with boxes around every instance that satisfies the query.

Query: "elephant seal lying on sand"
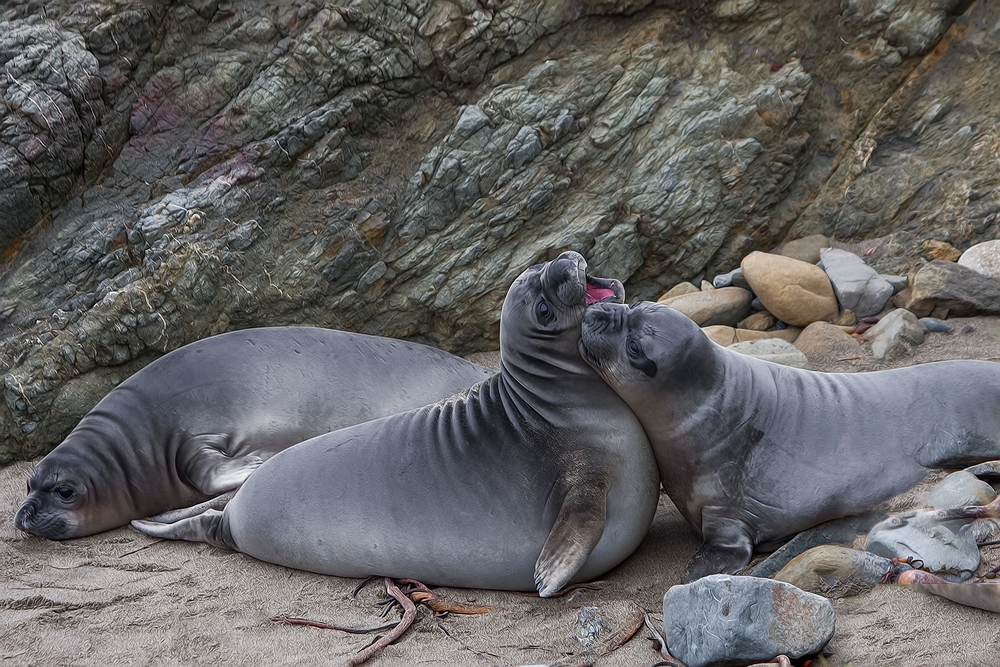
[580,300,1000,581]
[133,252,659,596]
[15,327,493,539]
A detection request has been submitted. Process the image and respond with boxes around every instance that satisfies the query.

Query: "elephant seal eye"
[627,339,641,358]
[536,300,551,321]
[56,486,75,500]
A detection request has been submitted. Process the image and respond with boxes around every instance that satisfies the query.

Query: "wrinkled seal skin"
[15,328,494,540]
[580,301,1000,582]
[132,252,659,596]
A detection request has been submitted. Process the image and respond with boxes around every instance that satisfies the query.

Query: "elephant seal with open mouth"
[15,328,493,540]
[580,300,1000,582]
[132,252,659,596]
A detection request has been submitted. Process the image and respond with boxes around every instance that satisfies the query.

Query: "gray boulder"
[728,339,811,369]
[864,308,926,360]
[958,240,1000,281]
[661,287,753,327]
[927,471,997,509]
[866,511,980,582]
[894,261,1000,319]
[662,574,835,667]
[818,248,894,317]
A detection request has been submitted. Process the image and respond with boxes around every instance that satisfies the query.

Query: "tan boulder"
[738,311,776,331]
[741,253,839,326]
[793,322,861,364]
[780,234,831,264]
[702,325,736,346]
[831,309,857,327]
[658,281,700,301]
[700,280,715,291]
[734,327,800,343]
[661,286,752,326]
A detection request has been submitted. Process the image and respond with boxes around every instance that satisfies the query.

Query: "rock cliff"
[1,0,996,461]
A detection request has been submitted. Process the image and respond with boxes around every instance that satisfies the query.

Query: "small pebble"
[919,317,952,333]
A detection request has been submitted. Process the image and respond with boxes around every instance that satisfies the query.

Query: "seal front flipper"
[131,509,234,550]
[684,510,754,583]
[177,434,264,496]
[534,479,608,598]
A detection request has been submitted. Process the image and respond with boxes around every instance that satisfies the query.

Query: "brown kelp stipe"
[897,569,1000,613]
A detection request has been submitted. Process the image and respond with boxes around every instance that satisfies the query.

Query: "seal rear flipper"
[684,512,754,583]
[177,433,263,496]
[534,480,608,598]
[130,509,235,550]
[149,491,236,523]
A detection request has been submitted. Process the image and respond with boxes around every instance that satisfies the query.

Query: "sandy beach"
[4,318,1000,666]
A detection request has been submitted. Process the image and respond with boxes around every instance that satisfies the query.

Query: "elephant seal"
[132,252,659,596]
[15,328,494,540]
[580,300,1000,582]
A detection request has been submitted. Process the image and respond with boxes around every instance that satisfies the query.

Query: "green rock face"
[1,0,994,461]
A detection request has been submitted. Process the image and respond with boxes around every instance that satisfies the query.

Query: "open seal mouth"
[585,275,623,305]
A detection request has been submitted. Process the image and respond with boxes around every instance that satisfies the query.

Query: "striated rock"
[789,0,1000,276]
[927,471,997,509]
[738,311,776,331]
[741,253,839,327]
[864,308,926,359]
[958,240,1000,281]
[818,248,894,317]
[662,574,836,667]
[728,339,811,368]
[780,234,830,264]
[0,0,985,462]
[892,261,1000,318]
[774,545,895,598]
[659,282,701,301]
[794,322,861,364]
[661,287,752,327]
[923,239,962,262]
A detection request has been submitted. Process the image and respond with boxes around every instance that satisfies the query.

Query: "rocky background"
[1,0,998,462]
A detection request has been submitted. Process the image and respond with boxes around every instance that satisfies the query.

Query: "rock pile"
[658,237,1000,364]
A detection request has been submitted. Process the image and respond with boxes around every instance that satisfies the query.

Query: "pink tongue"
[585,282,615,305]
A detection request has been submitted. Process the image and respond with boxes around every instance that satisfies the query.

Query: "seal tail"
[130,509,235,551]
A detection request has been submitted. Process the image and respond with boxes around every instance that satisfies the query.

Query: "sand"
[4,317,1000,666]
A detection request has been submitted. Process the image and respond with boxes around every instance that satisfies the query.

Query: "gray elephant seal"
[15,328,493,540]
[580,301,1000,582]
[132,252,659,596]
